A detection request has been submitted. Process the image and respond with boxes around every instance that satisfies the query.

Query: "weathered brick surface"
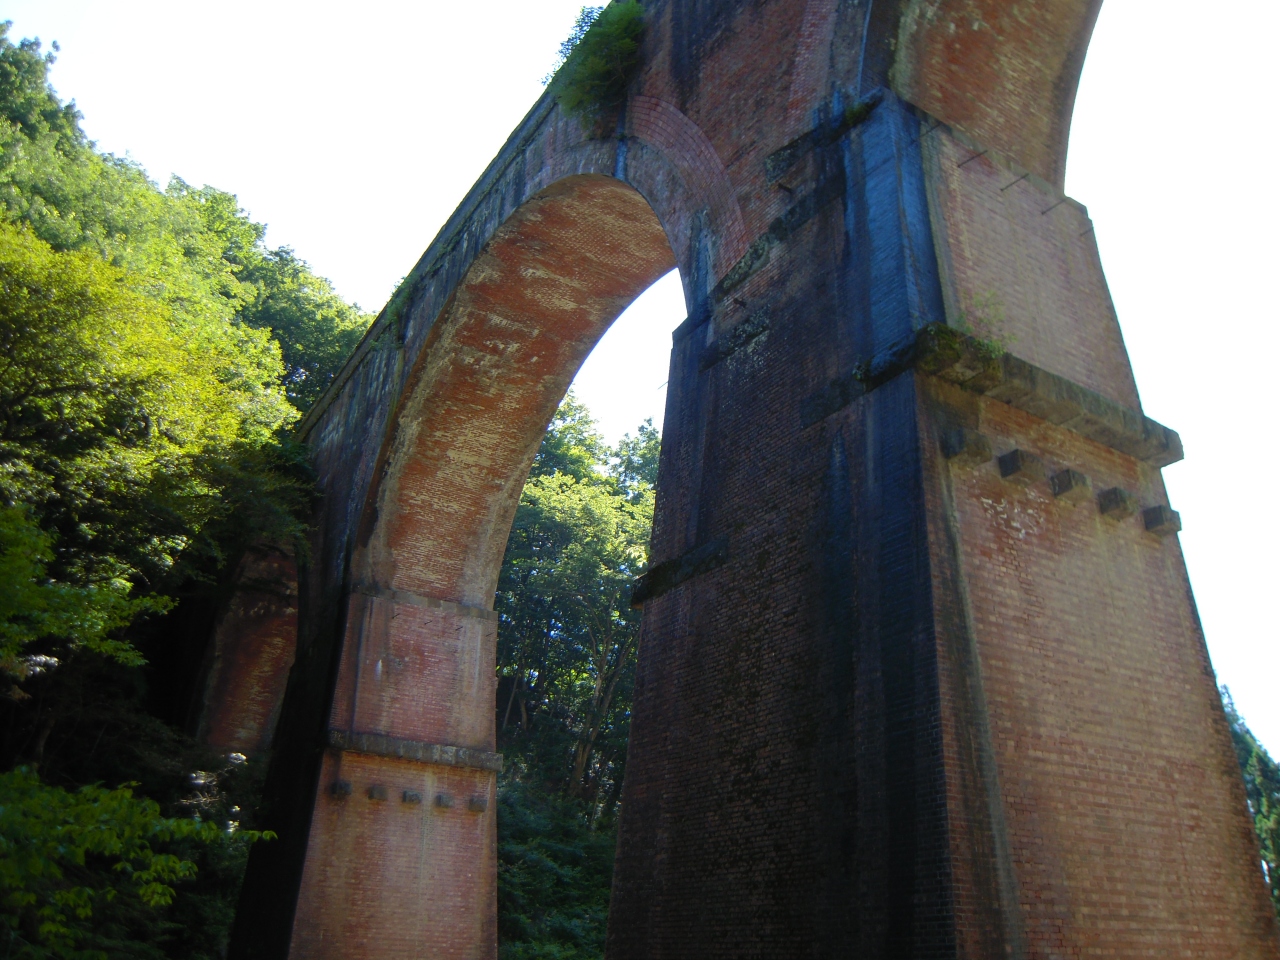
[291,751,496,959]
[894,0,1102,190]
[922,124,1140,410]
[328,593,497,751]
[199,545,298,755]
[225,2,1280,957]
[920,380,1279,956]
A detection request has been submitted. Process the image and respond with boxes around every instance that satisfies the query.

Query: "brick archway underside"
[355,174,677,610]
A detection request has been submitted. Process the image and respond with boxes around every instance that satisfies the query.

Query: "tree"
[610,418,660,501]
[0,26,358,956]
[496,772,615,960]
[1222,688,1280,922]
[0,766,269,960]
[236,247,369,410]
[494,396,659,959]
[498,470,649,798]
[0,220,292,640]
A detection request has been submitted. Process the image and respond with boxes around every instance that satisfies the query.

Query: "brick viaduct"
[212,1,1280,956]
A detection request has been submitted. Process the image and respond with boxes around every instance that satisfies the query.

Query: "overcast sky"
[7,1,1279,751]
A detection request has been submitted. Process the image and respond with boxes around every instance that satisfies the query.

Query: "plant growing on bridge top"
[546,2,645,125]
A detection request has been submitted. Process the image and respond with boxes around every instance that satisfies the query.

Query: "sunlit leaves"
[0,767,270,959]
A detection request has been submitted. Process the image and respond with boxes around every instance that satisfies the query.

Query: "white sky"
[7,1,1278,751]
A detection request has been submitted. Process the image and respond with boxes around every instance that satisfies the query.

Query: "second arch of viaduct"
[198,1,1280,957]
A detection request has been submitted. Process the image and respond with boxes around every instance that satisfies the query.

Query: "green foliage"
[530,391,609,482]
[547,3,645,124]
[236,247,369,410]
[498,404,651,798]
[0,507,154,679]
[609,419,659,502]
[1222,688,1280,922]
[496,397,659,957]
[0,766,270,960]
[0,25,80,149]
[0,27,363,676]
[498,767,614,960]
[0,23,357,955]
[0,28,370,417]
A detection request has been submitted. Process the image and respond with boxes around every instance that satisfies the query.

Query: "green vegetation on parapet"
[545,2,645,124]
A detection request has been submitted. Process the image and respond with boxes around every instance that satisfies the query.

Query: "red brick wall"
[923,124,1141,411]
[199,546,298,755]
[328,594,497,751]
[291,751,496,959]
[894,0,1102,189]
[920,379,1279,957]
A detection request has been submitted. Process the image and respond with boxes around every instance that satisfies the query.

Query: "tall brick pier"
[226,1,1280,956]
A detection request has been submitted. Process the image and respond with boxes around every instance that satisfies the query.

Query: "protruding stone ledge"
[803,325,1183,468]
[997,449,1046,486]
[1050,469,1092,504]
[1097,487,1139,520]
[1143,505,1182,537]
[631,537,728,607]
[917,326,1182,467]
[350,584,500,622]
[327,729,503,773]
[940,426,992,464]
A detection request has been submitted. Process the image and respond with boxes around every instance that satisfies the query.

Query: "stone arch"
[353,173,676,607]
[226,3,1280,958]
[288,172,680,959]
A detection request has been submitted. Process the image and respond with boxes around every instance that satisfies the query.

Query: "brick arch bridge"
[216,0,1280,956]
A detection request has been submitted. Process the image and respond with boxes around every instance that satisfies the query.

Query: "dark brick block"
[1143,505,1182,537]
[940,427,992,465]
[997,448,1046,485]
[1050,468,1091,504]
[1097,486,1139,520]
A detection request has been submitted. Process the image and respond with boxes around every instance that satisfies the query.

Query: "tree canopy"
[495,396,658,958]
[0,23,363,956]
[1224,689,1280,919]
